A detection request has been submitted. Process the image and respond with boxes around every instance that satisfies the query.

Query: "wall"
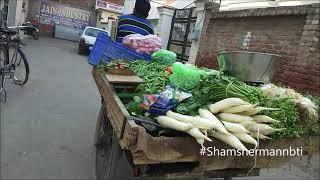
[7,0,24,26]
[58,0,95,10]
[27,0,97,25]
[27,0,40,21]
[59,0,124,11]
[123,0,135,14]
[96,10,121,30]
[27,0,97,36]
[195,4,320,95]
[149,19,159,35]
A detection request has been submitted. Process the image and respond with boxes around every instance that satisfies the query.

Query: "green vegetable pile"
[98,60,319,139]
[124,60,170,115]
[129,60,170,94]
[176,74,319,138]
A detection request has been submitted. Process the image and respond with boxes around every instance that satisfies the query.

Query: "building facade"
[27,0,123,40]
[95,0,124,30]
[1,0,28,27]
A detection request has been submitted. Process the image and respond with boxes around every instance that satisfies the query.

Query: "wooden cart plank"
[105,74,143,84]
[131,129,319,170]
[92,69,139,149]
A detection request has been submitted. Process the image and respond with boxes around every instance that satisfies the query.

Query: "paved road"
[0,37,319,180]
[1,37,99,179]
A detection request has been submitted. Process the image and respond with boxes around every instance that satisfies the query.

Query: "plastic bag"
[140,94,178,116]
[151,49,177,66]
[122,34,162,55]
[160,85,192,102]
[169,62,213,91]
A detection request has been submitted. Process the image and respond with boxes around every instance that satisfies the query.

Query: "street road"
[1,37,99,179]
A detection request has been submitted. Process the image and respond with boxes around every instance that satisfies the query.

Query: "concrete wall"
[123,0,135,14]
[27,0,40,21]
[8,0,23,26]
[195,3,320,95]
[27,0,97,26]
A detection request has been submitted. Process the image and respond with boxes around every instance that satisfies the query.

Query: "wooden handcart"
[92,68,319,180]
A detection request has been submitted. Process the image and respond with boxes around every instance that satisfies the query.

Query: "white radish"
[245,122,284,135]
[198,109,230,134]
[231,132,258,148]
[209,130,248,152]
[221,103,258,114]
[252,115,280,123]
[239,121,255,128]
[208,98,250,114]
[251,132,272,140]
[187,128,212,142]
[247,123,276,133]
[201,129,208,136]
[166,110,216,129]
[196,138,205,147]
[218,113,253,123]
[259,128,285,135]
[156,116,193,132]
[222,121,250,133]
[239,107,280,116]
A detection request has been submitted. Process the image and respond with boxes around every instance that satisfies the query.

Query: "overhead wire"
[181,1,195,9]
[149,0,177,9]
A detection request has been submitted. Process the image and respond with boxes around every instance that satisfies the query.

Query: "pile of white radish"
[155,98,285,151]
[209,98,284,148]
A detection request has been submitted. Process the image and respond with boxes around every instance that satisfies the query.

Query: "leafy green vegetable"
[129,60,170,94]
[123,60,171,116]
[261,98,303,138]
[176,74,318,138]
[176,75,260,115]
[302,95,320,136]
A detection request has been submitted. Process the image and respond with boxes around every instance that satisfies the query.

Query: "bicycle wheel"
[7,44,29,85]
[0,45,8,102]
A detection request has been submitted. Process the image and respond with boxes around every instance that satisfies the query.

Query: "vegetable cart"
[92,68,319,180]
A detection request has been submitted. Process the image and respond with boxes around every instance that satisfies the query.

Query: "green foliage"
[129,60,170,94]
[303,95,320,136]
[262,98,303,138]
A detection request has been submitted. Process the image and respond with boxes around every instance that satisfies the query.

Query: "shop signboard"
[40,0,91,29]
[95,0,124,14]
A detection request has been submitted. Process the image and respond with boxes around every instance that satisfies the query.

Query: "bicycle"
[0,27,30,102]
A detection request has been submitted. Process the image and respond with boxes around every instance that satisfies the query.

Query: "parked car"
[78,26,109,54]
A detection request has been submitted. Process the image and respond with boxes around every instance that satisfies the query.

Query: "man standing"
[116,0,154,43]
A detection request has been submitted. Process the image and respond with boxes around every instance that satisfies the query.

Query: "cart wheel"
[94,104,137,180]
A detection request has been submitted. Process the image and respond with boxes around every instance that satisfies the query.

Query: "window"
[85,28,107,37]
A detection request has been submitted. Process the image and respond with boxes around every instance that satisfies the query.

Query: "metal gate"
[167,8,197,62]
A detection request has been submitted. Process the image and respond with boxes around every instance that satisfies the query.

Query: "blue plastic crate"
[88,33,151,65]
